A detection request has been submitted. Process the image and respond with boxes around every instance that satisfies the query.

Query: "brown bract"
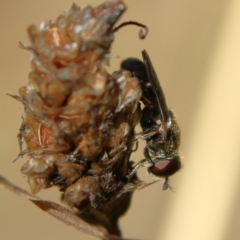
[13,0,142,237]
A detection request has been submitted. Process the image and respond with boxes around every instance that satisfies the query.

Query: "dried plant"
[3,0,148,239]
[0,175,121,240]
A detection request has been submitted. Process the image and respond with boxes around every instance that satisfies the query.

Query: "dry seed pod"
[13,0,144,237]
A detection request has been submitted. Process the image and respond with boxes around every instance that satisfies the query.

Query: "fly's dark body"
[121,50,181,190]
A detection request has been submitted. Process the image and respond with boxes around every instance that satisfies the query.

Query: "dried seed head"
[14,0,143,235]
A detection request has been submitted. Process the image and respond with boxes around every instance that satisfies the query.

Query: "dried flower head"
[9,0,144,237]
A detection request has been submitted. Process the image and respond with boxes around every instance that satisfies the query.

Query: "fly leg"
[127,147,154,179]
[126,158,152,180]
[138,179,160,190]
[130,141,139,153]
[143,146,155,164]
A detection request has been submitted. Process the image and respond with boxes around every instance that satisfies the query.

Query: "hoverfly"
[121,50,181,190]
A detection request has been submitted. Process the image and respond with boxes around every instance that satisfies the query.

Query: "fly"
[121,50,181,190]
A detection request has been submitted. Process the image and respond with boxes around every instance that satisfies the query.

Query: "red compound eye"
[149,156,181,177]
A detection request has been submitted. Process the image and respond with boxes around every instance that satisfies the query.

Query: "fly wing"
[142,50,169,125]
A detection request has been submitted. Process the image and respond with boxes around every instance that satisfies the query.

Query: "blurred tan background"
[1,0,240,239]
